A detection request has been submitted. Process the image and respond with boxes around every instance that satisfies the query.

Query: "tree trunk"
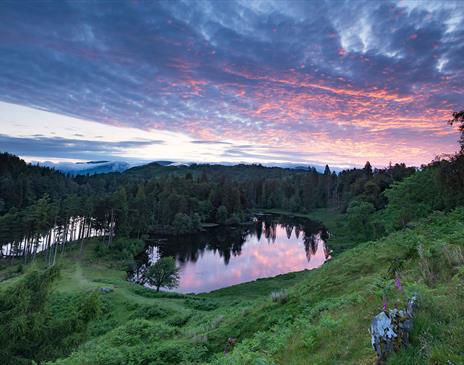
[32,235,39,262]
[108,209,114,248]
[24,237,29,264]
[87,218,92,238]
[79,218,86,258]
[61,217,69,255]
[45,229,52,265]
[52,225,62,266]
[70,217,75,242]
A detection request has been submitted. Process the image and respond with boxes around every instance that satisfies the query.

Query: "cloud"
[0,134,163,161]
[191,140,232,145]
[0,0,462,166]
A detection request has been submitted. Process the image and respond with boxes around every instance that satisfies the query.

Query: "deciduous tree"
[146,257,180,292]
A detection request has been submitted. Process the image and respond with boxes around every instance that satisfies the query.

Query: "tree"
[346,200,375,241]
[216,205,228,224]
[448,109,464,151]
[172,213,192,235]
[364,161,373,177]
[113,187,129,236]
[383,168,445,231]
[146,257,180,292]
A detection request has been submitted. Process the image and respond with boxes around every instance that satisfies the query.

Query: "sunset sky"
[1,0,463,168]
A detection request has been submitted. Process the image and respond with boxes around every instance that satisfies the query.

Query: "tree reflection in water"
[132,215,331,293]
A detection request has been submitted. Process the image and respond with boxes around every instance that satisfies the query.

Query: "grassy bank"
[1,209,463,365]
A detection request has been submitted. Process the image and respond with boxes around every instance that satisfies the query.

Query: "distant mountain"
[122,161,319,181]
[259,162,343,173]
[36,159,343,176]
[38,160,132,175]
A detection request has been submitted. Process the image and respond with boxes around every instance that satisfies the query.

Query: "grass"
[1,209,463,365]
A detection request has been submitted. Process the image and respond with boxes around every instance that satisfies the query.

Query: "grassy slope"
[1,209,463,365]
[205,209,464,365]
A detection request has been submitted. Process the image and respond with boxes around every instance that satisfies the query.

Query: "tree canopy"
[449,109,464,151]
[146,257,180,292]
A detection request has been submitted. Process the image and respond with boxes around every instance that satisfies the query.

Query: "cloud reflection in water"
[137,219,331,293]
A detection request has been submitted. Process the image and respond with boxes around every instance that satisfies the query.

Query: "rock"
[370,294,418,364]
[224,337,237,354]
[371,311,397,363]
[99,287,114,294]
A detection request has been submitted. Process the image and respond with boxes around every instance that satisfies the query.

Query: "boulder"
[370,294,417,364]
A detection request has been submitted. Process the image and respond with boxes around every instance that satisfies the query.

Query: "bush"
[94,237,144,267]
[167,312,191,327]
[129,285,186,299]
[185,297,219,311]
[225,213,241,225]
[128,304,170,320]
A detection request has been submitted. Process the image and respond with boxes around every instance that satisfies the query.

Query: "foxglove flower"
[395,273,402,291]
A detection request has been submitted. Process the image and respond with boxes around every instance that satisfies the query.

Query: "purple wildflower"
[395,273,402,291]
[383,297,388,311]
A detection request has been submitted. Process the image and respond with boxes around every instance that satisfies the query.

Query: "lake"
[132,215,331,293]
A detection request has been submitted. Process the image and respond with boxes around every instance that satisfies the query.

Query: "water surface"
[133,216,331,293]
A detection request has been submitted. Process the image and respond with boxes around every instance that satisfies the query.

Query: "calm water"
[132,216,331,293]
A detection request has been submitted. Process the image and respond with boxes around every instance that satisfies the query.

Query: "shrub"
[94,237,144,269]
[209,315,225,329]
[128,304,170,320]
[167,312,191,327]
[130,285,186,299]
[225,213,241,225]
[185,297,219,311]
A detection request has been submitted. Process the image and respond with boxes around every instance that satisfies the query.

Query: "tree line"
[0,151,418,261]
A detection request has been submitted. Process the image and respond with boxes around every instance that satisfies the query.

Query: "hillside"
[1,208,462,365]
[1,153,463,364]
[123,162,309,181]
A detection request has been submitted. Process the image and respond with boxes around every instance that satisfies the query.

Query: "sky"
[1,0,463,168]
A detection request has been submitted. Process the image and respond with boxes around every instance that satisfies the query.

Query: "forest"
[0,152,419,260]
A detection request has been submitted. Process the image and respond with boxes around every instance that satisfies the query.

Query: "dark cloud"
[0,134,163,160]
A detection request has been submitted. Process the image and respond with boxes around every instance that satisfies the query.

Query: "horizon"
[1,1,464,167]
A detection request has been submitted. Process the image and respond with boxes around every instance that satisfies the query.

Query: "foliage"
[0,206,461,365]
[448,109,464,151]
[2,140,464,365]
[184,297,219,311]
[382,168,446,232]
[0,153,417,259]
[172,213,194,235]
[346,200,376,241]
[0,265,101,364]
[94,237,144,269]
[128,303,171,320]
[216,205,228,224]
[146,257,180,292]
